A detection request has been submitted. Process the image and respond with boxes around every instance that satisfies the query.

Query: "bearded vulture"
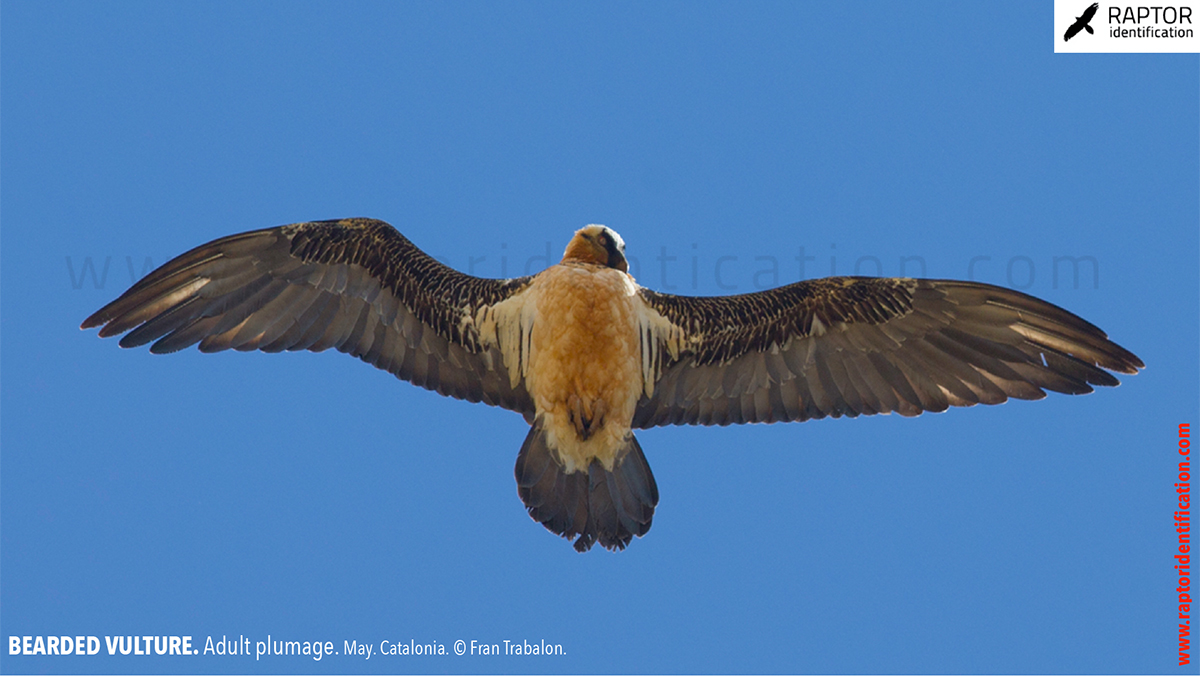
[82,219,1143,552]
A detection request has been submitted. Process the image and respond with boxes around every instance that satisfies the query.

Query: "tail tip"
[515,427,658,552]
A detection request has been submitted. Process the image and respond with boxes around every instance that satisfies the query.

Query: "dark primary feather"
[82,218,536,415]
[634,277,1142,428]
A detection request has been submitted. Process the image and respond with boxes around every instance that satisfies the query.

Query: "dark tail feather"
[514,424,658,552]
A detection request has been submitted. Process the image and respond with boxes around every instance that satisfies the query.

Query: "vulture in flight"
[1064,3,1099,41]
[82,219,1143,552]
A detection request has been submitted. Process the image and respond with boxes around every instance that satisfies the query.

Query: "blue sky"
[2,1,1196,673]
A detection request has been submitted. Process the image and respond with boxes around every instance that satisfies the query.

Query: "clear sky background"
[2,2,1197,674]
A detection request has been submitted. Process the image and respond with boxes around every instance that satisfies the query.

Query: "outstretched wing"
[1064,20,1083,40]
[633,277,1142,427]
[1081,2,1098,22]
[82,218,536,416]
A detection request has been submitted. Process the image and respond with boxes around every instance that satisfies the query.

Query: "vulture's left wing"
[82,218,537,417]
[633,277,1142,427]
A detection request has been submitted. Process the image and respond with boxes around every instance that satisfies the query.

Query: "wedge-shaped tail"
[515,423,658,552]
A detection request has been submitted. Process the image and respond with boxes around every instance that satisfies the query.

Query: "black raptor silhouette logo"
[1064,3,1100,41]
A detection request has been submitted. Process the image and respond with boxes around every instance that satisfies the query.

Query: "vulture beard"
[83,219,1143,552]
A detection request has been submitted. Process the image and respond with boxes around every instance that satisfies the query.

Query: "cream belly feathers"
[473,226,675,551]
[526,263,643,472]
[474,225,682,474]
